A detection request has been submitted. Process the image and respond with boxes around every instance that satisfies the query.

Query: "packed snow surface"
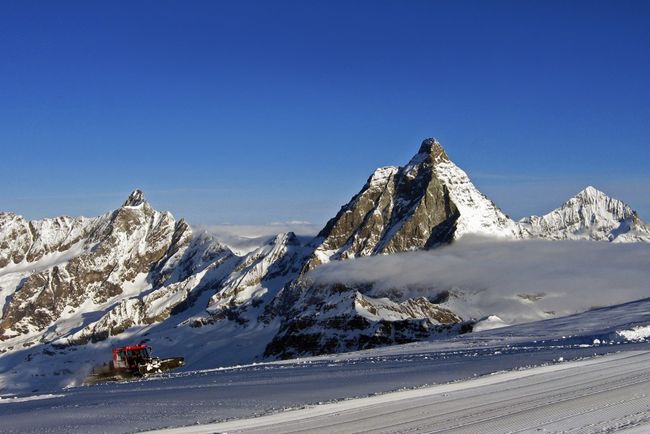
[156,351,650,434]
[2,297,650,433]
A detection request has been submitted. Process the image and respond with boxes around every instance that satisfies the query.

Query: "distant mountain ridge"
[518,185,650,242]
[0,138,648,392]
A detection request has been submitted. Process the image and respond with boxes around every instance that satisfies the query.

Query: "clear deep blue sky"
[1,1,649,226]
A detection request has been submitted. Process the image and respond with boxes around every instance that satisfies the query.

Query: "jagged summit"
[574,185,609,200]
[418,137,449,163]
[579,185,601,195]
[517,185,650,242]
[303,137,518,270]
[122,189,146,207]
[565,186,633,217]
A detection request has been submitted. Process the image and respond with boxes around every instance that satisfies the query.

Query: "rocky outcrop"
[303,138,519,271]
[205,232,308,320]
[0,213,95,268]
[63,232,239,345]
[265,283,468,359]
[0,191,183,341]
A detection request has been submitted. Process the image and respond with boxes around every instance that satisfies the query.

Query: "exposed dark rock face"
[265,138,516,357]
[265,284,468,359]
[303,138,517,272]
[122,189,146,207]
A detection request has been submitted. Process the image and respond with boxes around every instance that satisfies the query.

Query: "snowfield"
[154,350,650,434]
[2,297,650,433]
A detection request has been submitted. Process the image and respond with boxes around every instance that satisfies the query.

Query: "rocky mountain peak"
[301,137,519,272]
[418,137,449,163]
[122,189,146,207]
[564,186,634,218]
[517,185,649,242]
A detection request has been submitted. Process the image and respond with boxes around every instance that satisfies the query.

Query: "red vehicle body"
[111,344,151,372]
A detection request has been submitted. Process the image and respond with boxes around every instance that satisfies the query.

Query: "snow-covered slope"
[429,146,520,240]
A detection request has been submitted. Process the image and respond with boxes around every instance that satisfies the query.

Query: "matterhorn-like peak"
[418,137,449,163]
[122,189,146,207]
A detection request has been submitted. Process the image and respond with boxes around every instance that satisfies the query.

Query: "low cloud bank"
[307,237,650,323]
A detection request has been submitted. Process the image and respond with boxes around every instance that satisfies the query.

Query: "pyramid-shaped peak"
[418,138,449,163]
[122,189,146,207]
[582,185,602,194]
[565,186,636,219]
[574,186,609,201]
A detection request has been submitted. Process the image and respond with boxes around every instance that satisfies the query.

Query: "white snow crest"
[617,325,650,342]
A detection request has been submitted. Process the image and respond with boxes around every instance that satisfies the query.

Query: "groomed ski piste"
[2,296,650,433]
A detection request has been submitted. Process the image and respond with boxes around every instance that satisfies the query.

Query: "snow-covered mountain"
[518,186,650,242]
[0,189,292,350]
[0,190,185,342]
[1,137,649,393]
[303,139,519,272]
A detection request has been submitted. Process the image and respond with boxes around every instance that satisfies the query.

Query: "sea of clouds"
[307,236,650,324]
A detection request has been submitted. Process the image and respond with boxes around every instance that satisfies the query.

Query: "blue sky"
[1,1,649,226]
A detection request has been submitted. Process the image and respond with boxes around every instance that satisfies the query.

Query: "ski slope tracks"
[1,297,650,433]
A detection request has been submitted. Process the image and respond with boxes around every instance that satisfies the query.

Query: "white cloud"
[307,236,650,324]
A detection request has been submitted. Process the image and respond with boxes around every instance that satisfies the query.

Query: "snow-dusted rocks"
[304,138,519,272]
[206,232,308,322]
[0,191,184,342]
[518,186,650,242]
[63,230,239,345]
[122,189,146,207]
[265,283,466,359]
[0,212,94,268]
